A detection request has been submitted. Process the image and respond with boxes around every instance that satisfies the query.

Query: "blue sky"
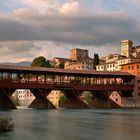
[0,0,140,62]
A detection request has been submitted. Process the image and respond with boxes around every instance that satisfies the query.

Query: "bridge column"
[91,91,121,108]
[0,88,16,109]
[28,89,56,109]
[61,90,89,109]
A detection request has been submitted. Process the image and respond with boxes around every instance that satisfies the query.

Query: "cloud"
[59,1,82,14]
[1,9,140,47]
[0,41,34,62]
[0,40,120,62]
[20,0,59,14]
[0,0,140,62]
[0,40,74,62]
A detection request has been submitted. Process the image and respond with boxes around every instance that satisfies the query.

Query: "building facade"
[121,39,133,57]
[13,89,35,106]
[47,90,63,108]
[13,89,63,108]
[65,48,94,70]
[96,39,140,72]
[96,39,140,107]
[121,62,140,107]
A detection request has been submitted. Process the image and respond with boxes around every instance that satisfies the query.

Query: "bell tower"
[121,39,133,57]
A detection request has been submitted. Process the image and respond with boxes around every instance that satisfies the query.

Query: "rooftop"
[0,64,134,77]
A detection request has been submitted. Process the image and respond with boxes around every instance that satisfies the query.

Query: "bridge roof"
[0,64,135,78]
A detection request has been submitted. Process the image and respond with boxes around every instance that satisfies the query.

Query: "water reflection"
[0,109,140,140]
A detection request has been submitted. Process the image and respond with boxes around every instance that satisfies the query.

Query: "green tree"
[0,117,14,132]
[93,53,99,70]
[83,95,93,105]
[31,56,51,67]
[58,95,67,107]
[11,95,20,106]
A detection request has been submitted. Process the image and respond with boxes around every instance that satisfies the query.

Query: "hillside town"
[13,39,140,108]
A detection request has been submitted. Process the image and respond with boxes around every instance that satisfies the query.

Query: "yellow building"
[47,90,63,108]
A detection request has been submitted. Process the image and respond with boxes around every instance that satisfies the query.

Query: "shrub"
[0,117,14,132]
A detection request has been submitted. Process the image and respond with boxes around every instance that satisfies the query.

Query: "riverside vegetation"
[0,117,14,132]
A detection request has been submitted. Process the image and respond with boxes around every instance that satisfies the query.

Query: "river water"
[0,108,140,140]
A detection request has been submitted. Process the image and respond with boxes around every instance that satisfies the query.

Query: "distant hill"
[16,61,31,66]
[0,61,31,66]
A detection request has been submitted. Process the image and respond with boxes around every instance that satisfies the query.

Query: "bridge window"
[116,98,118,102]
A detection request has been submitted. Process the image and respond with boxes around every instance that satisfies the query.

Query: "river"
[0,108,140,140]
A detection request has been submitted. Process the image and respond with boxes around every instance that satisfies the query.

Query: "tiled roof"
[135,45,140,49]
[52,57,71,61]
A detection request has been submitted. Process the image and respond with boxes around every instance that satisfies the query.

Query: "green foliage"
[11,95,20,106]
[93,53,99,70]
[58,95,67,107]
[0,118,14,132]
[82,92,93,105]
[31,56,51,67]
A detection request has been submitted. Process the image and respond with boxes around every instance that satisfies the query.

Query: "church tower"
[121,39,133,57]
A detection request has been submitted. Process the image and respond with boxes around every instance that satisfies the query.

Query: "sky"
[0,0,140,62]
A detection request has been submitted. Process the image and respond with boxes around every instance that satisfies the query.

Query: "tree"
[0,117,14,132]
[31,56,51,67]
[11,95,20,106]
[83,95,93,105]
[58,95,67,107]
[82,92,93,105]
[93,53,99,70]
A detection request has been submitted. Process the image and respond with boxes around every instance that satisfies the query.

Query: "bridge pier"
[28,89,56,109]
[61,90,89,109]
[91,91,121,108]
[0,88,17,109]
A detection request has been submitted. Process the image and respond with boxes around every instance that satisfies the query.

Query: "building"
[121,62,140,107]
[65,48,94,70]
[13,89,63,108]
[50,57,71,67]
[70,48,89,60]
[13,89,35,106]
[96,39,140,71]
[50,48,95,106]
[121,39,133,57]
[96,39,140,106]
[47,90,63,108]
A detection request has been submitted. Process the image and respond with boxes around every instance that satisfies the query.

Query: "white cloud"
[59,1,82,14]
[20,0,59,14]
